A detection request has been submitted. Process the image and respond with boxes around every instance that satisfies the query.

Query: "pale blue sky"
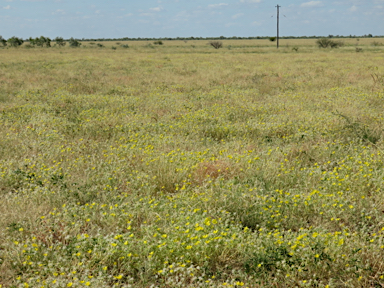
[1,0,383,39]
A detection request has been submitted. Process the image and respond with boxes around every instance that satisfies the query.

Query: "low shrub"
[371,41,383,46]
[316,38,344,48]
[209,41,223,49]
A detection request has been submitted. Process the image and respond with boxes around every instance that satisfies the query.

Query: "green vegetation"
[0,39,384,287]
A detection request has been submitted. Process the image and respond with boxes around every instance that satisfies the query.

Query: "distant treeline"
[1,34,382,47]
[77,34,382,41]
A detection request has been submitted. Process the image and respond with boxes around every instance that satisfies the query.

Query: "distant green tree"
[7,36,24,47]
[28,37,37,46]
[0,35,6,46]
[69,37,81,47]
[29,36,51,47]
[54,37,66,47]
[41,36,51,47]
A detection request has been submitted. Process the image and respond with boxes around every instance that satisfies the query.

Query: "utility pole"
[276,4,281,48]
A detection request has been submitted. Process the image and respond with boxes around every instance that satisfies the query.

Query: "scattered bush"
[356,47,363,53]
[292,46,299,52]
[111,46,117,50]
[97,43,104,48]
[269,37,277,42]
[69,37,81,47]
[121,44,129,48]
[153,40,163,45]
[7,36,24,47]
[371,41,383,46]
[209,41,223,49]
[316,38,344,48]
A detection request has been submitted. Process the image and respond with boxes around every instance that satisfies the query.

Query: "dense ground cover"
[1,39,384,287]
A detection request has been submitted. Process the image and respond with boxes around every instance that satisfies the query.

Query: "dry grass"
[1,39,384,287]
[192,160,236,186]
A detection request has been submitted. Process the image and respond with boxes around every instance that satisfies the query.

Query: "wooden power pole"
[276,4,281,48]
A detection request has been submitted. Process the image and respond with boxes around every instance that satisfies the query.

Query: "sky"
[0,0,383,39]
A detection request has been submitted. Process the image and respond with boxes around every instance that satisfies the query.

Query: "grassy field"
[1,39,384,287]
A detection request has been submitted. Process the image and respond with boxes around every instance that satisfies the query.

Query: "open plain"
[1,39,384,287]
